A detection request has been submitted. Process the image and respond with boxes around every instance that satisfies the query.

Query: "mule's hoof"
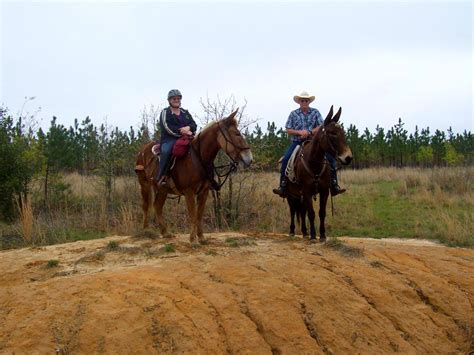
[302,234,309,239]
[319,237,327,243]
[309,238,318,244]
[289,233,296,239]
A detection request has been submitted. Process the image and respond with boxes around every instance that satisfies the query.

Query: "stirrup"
[157,176,168,187]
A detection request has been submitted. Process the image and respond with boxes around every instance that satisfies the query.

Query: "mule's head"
[321,106,353,165]
[217,109,253,168]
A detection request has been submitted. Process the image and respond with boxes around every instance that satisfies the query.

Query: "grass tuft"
[225,237,240,247]
[46,259,59,268]
[106,240,119,250]
[163,244,175,253]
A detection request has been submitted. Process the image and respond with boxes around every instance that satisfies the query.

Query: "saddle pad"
[285,145,301,183]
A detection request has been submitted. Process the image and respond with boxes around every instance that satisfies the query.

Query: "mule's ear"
[324,105,334,126]
[333,107,342,123]
[225,108,239,125]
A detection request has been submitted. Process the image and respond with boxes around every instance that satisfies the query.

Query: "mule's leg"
[301,202,308,238]
[196,188,210,242]
[319,190,329,242]
[136,171,152,229]
[303,196,316,240]
[154,191,172,238]
[184,190,198,243]
[288,198,296,237]
[140,182,151,228]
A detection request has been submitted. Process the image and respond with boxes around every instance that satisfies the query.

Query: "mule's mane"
[196,120,218,138]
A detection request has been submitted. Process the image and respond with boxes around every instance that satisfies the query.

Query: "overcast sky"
[1,1,472,134]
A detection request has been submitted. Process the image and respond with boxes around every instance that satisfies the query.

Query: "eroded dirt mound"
[0,233,473,354]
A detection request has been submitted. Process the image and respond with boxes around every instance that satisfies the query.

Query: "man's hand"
[299,130,310,139]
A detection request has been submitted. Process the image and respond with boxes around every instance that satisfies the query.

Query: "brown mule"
[135,109,253,243]
[285,106,353,242]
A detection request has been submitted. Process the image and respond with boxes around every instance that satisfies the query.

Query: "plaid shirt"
[285,107,323,142]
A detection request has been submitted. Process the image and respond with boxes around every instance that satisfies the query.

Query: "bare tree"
[138,104,162,141]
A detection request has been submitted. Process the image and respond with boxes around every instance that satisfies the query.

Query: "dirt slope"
[0,233,473,354]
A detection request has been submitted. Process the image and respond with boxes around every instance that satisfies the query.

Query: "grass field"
[1,167,472,249]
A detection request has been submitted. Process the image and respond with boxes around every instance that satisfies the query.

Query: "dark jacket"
[159,107,197,143]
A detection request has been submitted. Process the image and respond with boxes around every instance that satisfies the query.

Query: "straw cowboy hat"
[293,91,315,104]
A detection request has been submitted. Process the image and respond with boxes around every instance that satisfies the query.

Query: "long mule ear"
[324,105,334,126]
[225,108,239,125]
[333,107,342,123]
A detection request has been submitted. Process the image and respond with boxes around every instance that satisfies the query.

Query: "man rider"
[272,91,346,197]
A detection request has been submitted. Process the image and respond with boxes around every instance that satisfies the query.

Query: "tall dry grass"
[1,167,472,249]
[15,197,43,245]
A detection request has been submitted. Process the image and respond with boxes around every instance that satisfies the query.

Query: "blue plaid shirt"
[285,107,323,142]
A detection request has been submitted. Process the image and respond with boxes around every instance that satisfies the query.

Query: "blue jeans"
[157,139,176,180]
[326,153,338,182]
[280,141,301,183]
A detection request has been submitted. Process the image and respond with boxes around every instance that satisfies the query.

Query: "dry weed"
[16,197,36,245]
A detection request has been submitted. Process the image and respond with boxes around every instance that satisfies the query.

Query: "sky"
[1,0,472,135]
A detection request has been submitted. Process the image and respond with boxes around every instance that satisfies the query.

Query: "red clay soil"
[0,233,473,354]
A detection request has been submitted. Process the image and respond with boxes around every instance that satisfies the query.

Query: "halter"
[217,121,251,152]
[192,121,248,191]
[321,126,339,157]
[214,121,251,187]
[298,126,338,182]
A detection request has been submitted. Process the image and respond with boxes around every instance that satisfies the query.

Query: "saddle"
[150,135,192,159]
[285,145,301,183]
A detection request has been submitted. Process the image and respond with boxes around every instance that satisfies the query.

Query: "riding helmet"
[167,89,182,99]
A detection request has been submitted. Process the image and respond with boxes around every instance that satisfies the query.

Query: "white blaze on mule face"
[240,150,253,168]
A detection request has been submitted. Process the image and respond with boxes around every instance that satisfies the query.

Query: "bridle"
[217,121,251,155]
[320,126,340,157]
[299,125,340,181]
[192,121,250,191]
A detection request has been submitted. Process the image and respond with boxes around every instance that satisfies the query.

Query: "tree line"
[246,118,472,169]
[1,104,472,220]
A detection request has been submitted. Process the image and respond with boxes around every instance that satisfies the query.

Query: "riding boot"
[156,160,171,187]
[330,168,346,196]
[272,178,287,197]
[154,158,161,183]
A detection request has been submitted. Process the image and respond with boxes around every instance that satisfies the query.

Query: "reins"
[297,128,337,216]
[299,129,330,183]
[191,121,244,191]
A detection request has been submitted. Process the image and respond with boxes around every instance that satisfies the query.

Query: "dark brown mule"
[286,106,352,242]
[135,110,253,243]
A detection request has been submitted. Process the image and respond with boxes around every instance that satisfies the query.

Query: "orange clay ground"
[1,233,473,354]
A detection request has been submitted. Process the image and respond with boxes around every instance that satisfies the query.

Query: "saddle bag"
[172,136,192,159]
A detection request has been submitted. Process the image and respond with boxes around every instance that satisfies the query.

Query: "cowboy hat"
[293,91,315,104]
